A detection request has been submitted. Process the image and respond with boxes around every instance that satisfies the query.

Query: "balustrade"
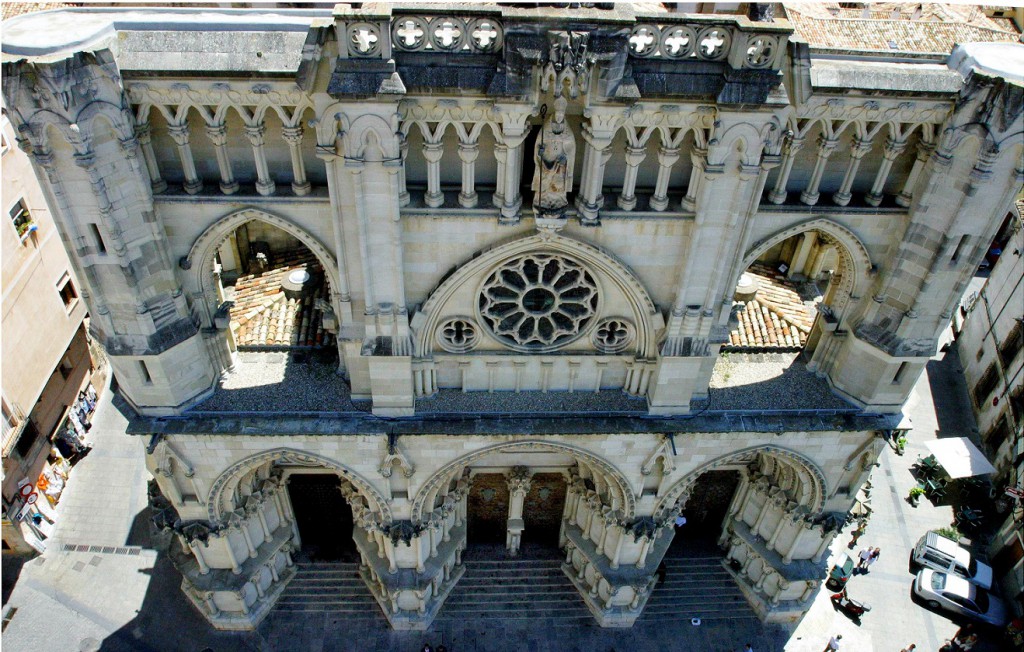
[831,137,872,206]
[799,136,839,206]
[281,126,311,196]
[649,146,680,212]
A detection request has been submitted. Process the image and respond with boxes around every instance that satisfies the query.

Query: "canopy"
[925,437,997,479]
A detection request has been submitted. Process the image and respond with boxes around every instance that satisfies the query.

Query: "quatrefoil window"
[592,318,635,354]
[478,254,599,351]
[437,318,480,353]
[348,22,382,57]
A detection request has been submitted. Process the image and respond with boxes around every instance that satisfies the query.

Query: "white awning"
[925,437,997,479]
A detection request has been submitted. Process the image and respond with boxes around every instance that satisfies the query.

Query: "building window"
[998,320,1022,369]
[892,362,908,385]
[57,274,78,311]
[972,363,1000,407]
[139,361,153,384]
[14,420,40,458]
[984,415,1011,450]
[9,199,35,240]
[58,353,74,380]
[89,224,107,254]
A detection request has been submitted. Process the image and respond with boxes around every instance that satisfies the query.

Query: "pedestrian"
[864,547,880,572]
[420,644,432,652]
[900,645,916,652]
[674,514,687,527]
[743,644,754,652]
[822,634,841,652]
[857,547,871,570]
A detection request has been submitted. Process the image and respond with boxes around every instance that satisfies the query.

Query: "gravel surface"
[416,388,648,414]
[708,352,856,411]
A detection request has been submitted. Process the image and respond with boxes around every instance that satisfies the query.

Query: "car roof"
[926,532,971,566]
[939,572,976,598]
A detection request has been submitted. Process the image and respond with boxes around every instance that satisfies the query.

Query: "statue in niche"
[531,97,576,221]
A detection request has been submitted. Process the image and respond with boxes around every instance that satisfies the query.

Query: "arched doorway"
[286,472,356,562]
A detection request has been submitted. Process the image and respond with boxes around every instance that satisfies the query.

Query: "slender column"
[799,136,839,205]
[767,137,804,204]
[649,146,680,211]
[831,137,872,206]
[255,507,272,543]
[812,530,833,562]
[398,134,411,207]
[222,535,243,575]
[492,142,507,208]
[135,123,167,193]
[782,522,807,564]
[609,526,625,569]
[767,509,788,549]
[616,145,646,210]
[238,522,258,558]
[167,123,203,194]
[205,124,239,195]
[188,540,211,575]
[680,146,706,211]
[578,133,613,223]
[244,122,276,196]
[458,141,479,208]
[423,141,445,208]
[635,537,652,569]
[282,126,311,196]
[202,593,220,617]
[500,135,526,222]
[895,141,935,207]
[864,137,906,206]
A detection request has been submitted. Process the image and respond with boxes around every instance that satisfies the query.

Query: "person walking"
[822,634,841,651]
[864,547,880,572]
[857,547,872,571]
[900,645,916,652]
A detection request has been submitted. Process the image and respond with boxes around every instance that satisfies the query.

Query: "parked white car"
[911,532,994,590]
[912,569,1009,627]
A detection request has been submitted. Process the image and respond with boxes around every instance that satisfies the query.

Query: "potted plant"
[895,435,908,456]
[909,486,925,507]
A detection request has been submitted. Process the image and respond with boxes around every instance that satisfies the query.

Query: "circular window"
[592,318,635,354]
[437,317,480,353]
[478,254,599,351]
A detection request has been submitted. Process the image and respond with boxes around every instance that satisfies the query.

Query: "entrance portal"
[522,473,566,547]
[287,473,355,561]
[467,473,510,544]
[682,470,742,540]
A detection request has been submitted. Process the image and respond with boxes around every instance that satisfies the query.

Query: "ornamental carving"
[592,318,636,354]
[436,317,480,353]
[478,254,599,351]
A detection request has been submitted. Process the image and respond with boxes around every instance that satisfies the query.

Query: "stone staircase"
[641,555,758,622]
[273,562,383,618]
[436,558,592,621]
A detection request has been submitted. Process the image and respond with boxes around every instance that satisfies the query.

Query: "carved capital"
[205,124,229,147]
[507,466,532,494]
[167,123,191,146]
[244,123,267,148]
[281,125,304,146]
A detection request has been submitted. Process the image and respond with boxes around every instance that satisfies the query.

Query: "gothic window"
[437,317,480,353]
[592,318,635,353]
[478,254,598,351]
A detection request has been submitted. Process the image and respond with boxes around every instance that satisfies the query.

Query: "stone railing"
[627,15,789,70]
[337,7,504,59]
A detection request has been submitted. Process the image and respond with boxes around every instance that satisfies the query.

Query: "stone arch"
[411,439,636,523]
[709,121,765,167]
[413,232,662,358]
[207,447,391,524]
[182,207,340,328]
[653,444,827,519]
[737,217,873,328]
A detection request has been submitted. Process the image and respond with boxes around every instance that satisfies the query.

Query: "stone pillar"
[788,232,817,279]
[397,133,411,207]
[202,593,220,617]
[831,137,872,206]
[506,467,532,556]
[617,145,646,210]
[135,123,167,194]
[423,141,445,208]
[609,525,625,570]
[896,141,935,207]
[812,529,833,562]
[188,540,211,575]
[649,146,680,212]
[244,122,276,196]
[167,123,203,195]
[799,136,838,205]
[500,136,526,222]
[767,137,804,204]
[458,141,479,208]
[680,147,706,211]
[864,138,906,206]
[492,142,507,208]
[205,124,239,195]
[782,521,808,564]
[578,131,613,224]
[223,535,243,575]
[255,507,272,543]
[282,126,311,196]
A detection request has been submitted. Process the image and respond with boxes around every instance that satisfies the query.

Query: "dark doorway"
[467,473,510,544]
[682,470,742,540]
[287,473,355,561]
[523,473,566,547]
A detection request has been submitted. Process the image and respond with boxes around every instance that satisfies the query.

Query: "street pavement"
[1,341,1003,651]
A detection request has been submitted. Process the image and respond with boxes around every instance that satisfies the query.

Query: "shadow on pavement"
[2,554,30,606]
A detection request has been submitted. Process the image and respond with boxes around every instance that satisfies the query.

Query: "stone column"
[831,137,872,206]
[222,534,243,575]
[812,529,833,562]
[167,123,203,195]
[188,539,211,575]
[782,521,808,564]
[649,146,680,211]
[767,137,804,204]
[202,592,220,617]
[506,467,532,557]
[864,137,906,206]
[608,525,625,569]
[680,146,707,211]
[458,141,479,208]
[135,123,167,194]
[578,131,614,224]
[617,145,647,210]
[500,135,526,223]
[799,136,839,205]
[896,140,935,207]
[492,142,507,208]
[282,126,312,196]
[423,141,445,208]
[205,124,239,195]
[244,122,276,196]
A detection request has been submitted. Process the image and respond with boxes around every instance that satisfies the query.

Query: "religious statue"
[531,97,576,220]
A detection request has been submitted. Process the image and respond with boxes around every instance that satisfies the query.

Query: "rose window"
[478,254,599,350]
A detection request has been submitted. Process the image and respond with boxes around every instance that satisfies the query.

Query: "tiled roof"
[726,266,818,351]
[783,2,1021,54]
[1,2,77,21]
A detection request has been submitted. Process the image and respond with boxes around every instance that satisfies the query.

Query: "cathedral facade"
[3,4,1022,631]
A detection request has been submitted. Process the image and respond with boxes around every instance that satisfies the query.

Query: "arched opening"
[286,472,356,562]
[214,218,336,350]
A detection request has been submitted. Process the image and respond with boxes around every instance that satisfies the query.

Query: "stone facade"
[2,3,1022,631]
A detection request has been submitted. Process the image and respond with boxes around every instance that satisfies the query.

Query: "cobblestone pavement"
[1,344,1004,652]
